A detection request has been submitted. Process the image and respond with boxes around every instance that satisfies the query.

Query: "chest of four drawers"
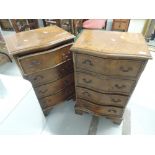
[73,53,146,121]
[15,43,75,114]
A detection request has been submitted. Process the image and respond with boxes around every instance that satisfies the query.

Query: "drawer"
[18,43,72,75]
[75,53,143,78]
[113,19,129,22]
[113,22,128,31]
[24,60,73,86]
[76,72,135,95]
[76,99,124,117]
[39,86,75,109]
[76,87,128,107]
[34,73,74,99]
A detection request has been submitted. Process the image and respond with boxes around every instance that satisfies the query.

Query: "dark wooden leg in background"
[75,109,83,115]
[112,118,123,125]
[88,115,99,135]
[43,108,53,117]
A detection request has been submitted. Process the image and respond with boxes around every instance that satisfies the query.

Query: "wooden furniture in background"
[0,31,12,64]
[72,19,85,35]
[0,43,12,65]
[43,19,74,34]
[0,19,13,31]
[42,19,61,27]
[112,19,130,32]
[5,25,75,115]
[10,19,39,33]
[71,30,152,124]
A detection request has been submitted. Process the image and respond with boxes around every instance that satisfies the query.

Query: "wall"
[128,19,146,33]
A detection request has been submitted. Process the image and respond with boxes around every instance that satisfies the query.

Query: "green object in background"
[74,29,83,41]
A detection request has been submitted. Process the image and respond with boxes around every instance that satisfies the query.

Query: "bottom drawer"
[39,86,75,109]
[76,99,124,117]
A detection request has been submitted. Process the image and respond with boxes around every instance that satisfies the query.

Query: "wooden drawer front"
[114,19,129,22]
[18,43,72,75]
[76,54,142,78]
[76,72,135,95]
[76,87,128,107]
[24,60,73,86]
[34,73,74,99]
[40,86,74,109]
[113,22,128,31]
[76,99,124,117]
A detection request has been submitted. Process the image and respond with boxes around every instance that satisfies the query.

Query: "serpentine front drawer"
[18,43,72,75]
[75,53,144,78]
[76,72,135,95]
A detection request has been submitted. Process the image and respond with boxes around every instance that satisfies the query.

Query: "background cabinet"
[112,19,130,32]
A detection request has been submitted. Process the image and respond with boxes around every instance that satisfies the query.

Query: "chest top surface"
[4,25,75,55]
[71,30,152,59]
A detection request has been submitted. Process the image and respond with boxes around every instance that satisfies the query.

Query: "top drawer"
[75,53,143,78]
[18,43,72,75]
[113,22,128,31]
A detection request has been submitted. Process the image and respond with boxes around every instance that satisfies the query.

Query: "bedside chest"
[71,30,152,124]
[5,26,75,115]
[112,19,130,32]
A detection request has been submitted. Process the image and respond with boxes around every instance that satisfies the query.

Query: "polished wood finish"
[71,30,151,59]
[40,85,75,110]
[43,19,74,34]
[76,71,135,95]
[71,30,152,124]
[112,19,130,32]
[34,73,74,99]
[24,60,73,87]
[5,25,75,55]
[76,99,124,117]
[5,26,75,114]
[76,87,128,107]
[18,43,72,75]
[75,53,144,79]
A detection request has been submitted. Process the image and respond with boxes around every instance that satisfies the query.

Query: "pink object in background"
[82,19,107,29]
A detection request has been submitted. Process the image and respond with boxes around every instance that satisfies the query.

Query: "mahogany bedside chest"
[5,26,75,115]
[71,30,152,124]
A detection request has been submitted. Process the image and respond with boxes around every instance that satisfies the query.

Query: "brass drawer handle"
[33,75,44,81]
[82,91,91,97]
[115,84,126,89]
[62,52,71,59]
[111,98,121,103]
[83,78,92,83]
[29,60,41,67]
[120,66,132,72]
[62,53,67,59]
[82,59,93,66]
[108,109,117,113]
[39,89,48,94]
